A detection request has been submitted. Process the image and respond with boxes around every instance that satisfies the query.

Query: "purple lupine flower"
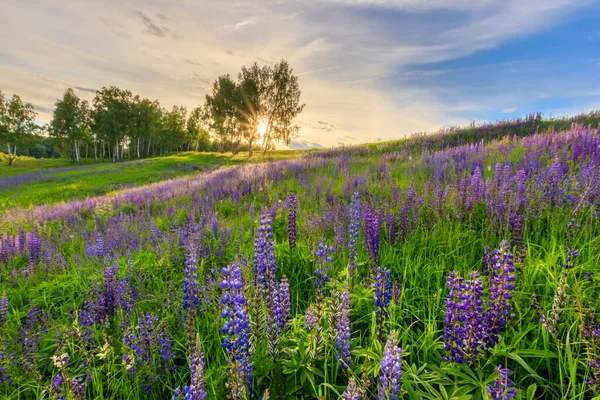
[100,260,118,321]
[363,207,380,274]
[304,305,318,330]
[485,241,516,348]
[343,376,363,400]
[314,241,334,296]
[377,331,402,400]
[51,374,64,397]
[374,267,392,341]
[220,261,252,399]
[0,292,7,325]
[287,193,298,249]
[172,340,207,400]
[334,282,351,371]
[71,376,86,399]
[347,193,361,280]
[486,365,517,400]
[28,227,41,268]
[253,210,277,291]
[19,307,49,369]
[122,312,174,387]
[183,247,200,313]
[392,281,401,305]
[276,275,291,330]
[443,271,486,364]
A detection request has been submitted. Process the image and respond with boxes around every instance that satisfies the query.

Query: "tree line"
[0,60,304,165]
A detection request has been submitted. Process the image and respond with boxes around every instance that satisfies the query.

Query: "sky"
[1,0,599,149]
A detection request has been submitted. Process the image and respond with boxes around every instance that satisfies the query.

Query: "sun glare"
[257,121,267,135]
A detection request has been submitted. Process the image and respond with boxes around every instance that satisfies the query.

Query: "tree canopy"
[1,59,304,164]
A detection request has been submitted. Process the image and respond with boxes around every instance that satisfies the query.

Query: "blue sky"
[0,0,599,148]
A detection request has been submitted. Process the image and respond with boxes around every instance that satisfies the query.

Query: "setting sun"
[257,121,267,135]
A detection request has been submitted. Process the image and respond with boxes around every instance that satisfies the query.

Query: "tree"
[163,106,187,153]
[50,88,91,163]
[0,91,38,165]
[92,86,133,162]
[202,60,304,156]
[187,106,211,151]
[204,75,238,153]
[237,64,269,157]
[259,60,304,154]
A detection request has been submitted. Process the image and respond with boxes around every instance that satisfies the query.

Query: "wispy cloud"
[136,10,170,37]
[0,0,597,145]
[502,107,517,113]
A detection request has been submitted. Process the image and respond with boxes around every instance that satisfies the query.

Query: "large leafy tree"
[259,60,304,154]
[0,90,38,165]
[187,106,211,152]
[50,88,91,163]
[92,86,133,162]
[203,60,304,156]
[162,106,187,153]
[204,75,239,153]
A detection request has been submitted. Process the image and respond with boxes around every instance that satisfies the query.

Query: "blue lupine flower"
[374,267,392,341]
[486,365,517,400]
[220,261,252,399]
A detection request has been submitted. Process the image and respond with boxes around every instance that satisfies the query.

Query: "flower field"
[1,115,600,399]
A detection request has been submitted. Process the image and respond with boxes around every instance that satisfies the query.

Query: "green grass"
[0,150,305,212]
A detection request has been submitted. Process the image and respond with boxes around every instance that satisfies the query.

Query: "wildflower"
[443,271,485,364]
[183,247,200,313]
[287,193,298,249]
[348,193,361,280]
[374,268,392,341]
[276,275,291,330]
[343,376,364,400]
[334,282,352,371]
[220,261,252,399]
[0,292,7,325]
[363,207,380,275]
[486,365,517,400]
[172,338,207,400]
[485,241,516,348]
[378,331,402,400]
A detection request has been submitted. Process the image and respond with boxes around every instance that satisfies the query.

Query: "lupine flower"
[314,240,334,297]
[486,365,517,400]
[183,247,200,313]
[0,292,7,325]
[305,305,318,330]
[71,376,86,399]
[332,282,351,371]
[276,275,291,330]
[343,376,364,400]
[101,261,118,320]
[374,267,392,341]
[253,210,277,292]
[51,374,64,397]
[348,193,361,280]
[287,193,298,249]
[172,339,207,400]
[485,241,516,348]
[363,207,380,275]
[443,271,485,364]
[122,312,174,389]
[378,331,402,400]
[220,261,252,399]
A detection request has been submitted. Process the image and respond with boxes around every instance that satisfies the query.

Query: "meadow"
[0,150,304,213]
[0,115,599,399]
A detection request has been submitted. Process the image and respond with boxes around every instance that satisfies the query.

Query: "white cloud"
[0,0,594,145]
[502,107,517,113]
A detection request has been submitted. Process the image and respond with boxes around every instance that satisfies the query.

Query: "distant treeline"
[0,60,304,165]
